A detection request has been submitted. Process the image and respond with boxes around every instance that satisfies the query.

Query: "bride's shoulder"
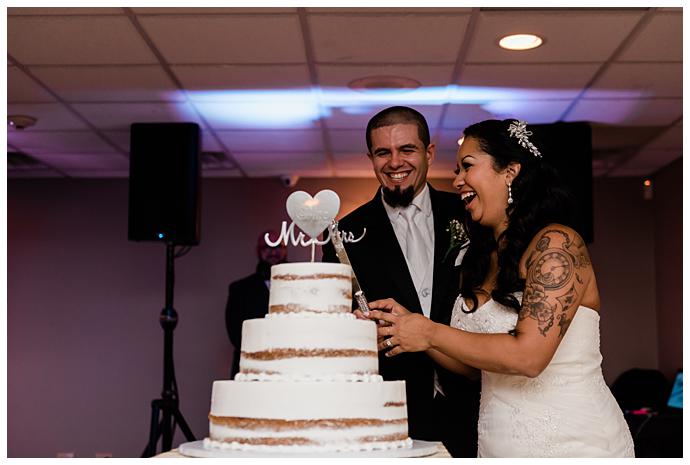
[519,224,590,275]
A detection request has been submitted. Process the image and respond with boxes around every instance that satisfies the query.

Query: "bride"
[366,119,634,457]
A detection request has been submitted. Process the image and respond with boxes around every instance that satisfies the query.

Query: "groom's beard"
[382,185,415,208]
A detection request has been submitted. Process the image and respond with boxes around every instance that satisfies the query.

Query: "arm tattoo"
[519,282,555,336]
[519,229,591,338]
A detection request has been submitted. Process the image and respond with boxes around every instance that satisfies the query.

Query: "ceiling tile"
[7,103,90,130]
[8,7,124,15]
[102,129,223,153]
[329,129,368,153]
[565,98,682,126]
[618,12,682,62]
[644,125,682,150]
[306,8,472,13]
[215,130,324,152]
[31,66,182,102]
[8,16,158,65]
[233,151,328,176]
[459,63,599,99]
[8,170,63,179]
[434,129,464,153]
[309,14,469,63]
[480,100,573,123]
[194,101,321,130]
[71,102,202,131]
[7,131,118,154]
[444,100,570,128]
[101,131,132,152]
[132,8,298,14]
[175,64,311,92]
[609,148,681,177]
[31,152,130,172]
[64,170,130,178]
[441,103,495,130]
[584,63,681,99]
[8,67,56,102]
[202,169,245,178]
[317,64,454,88]
[138,15,306,64]
[327,104,445,129]
[467,10,643,63]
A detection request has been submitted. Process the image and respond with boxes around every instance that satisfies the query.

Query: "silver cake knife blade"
[329,221,371,315]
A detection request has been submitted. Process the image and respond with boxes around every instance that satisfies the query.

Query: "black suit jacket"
[225,271,270,377]
[322,184,479,441]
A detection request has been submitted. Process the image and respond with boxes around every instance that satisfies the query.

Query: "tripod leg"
[162,405,173,452]
[172,406,197,442]
[142,400,163,457]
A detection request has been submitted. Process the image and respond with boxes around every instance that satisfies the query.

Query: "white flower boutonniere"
[443,219,470,262]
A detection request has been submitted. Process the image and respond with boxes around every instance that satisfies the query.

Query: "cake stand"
[178,439,439,458]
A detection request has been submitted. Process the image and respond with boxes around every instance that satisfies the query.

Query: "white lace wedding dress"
[450,293,635,457]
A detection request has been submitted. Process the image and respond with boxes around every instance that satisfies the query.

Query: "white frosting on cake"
[205,262,411,453]
[268,262,352,315]
[239,316,378,379]
[203,436,413,453]
[207,381,409,451]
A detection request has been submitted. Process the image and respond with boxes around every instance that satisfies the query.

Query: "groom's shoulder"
[339,195,380,227]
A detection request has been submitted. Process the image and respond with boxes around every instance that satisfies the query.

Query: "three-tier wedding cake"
[203,262,412,452]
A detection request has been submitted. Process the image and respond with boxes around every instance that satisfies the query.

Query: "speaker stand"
[142,243,196,457]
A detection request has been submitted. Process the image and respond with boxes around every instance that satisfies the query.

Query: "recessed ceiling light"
[498,34,543,51]
[348,76,421,92]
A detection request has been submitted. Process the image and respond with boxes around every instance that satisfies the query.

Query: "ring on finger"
[385,338,393,348]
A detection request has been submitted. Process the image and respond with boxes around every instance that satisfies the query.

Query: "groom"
[322,106,480,457]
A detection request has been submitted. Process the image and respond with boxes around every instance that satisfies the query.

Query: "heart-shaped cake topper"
[286,190,340,239]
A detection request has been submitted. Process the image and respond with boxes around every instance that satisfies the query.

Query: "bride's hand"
[368,303,437,356]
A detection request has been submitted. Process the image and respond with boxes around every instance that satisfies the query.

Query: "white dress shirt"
[382,184,435,317]
[382,185,445,397]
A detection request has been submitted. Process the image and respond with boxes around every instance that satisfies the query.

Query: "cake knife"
[329,221,371,315]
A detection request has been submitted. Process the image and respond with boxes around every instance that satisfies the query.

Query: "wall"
[588,178,658,382]
[7,175,672,457]
[652,158,683,380]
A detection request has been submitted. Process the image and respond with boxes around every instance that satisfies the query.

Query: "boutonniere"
[443,219,470,262]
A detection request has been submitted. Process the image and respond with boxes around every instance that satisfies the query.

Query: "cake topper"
[264,190,366,262]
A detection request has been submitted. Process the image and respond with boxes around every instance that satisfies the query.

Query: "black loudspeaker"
[530,122,594,244]
[128,122,201,245]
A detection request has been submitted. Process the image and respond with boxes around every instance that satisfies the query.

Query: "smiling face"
[368,123,434,206]
[453,136,518,235]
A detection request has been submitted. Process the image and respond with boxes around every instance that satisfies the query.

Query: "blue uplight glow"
[182,85,645,128]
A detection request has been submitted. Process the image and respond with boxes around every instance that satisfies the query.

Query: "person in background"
[225,230,287,378]
[322,106,480,457]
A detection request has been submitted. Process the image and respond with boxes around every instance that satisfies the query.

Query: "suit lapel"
[429,186,456,323]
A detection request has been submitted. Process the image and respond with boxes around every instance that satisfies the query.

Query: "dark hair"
[365,106,430,152]
[459,119,576,314]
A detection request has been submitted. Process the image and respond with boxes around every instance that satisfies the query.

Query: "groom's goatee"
[382,186,415,208]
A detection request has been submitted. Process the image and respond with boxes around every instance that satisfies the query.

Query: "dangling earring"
[507,183,513,205]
